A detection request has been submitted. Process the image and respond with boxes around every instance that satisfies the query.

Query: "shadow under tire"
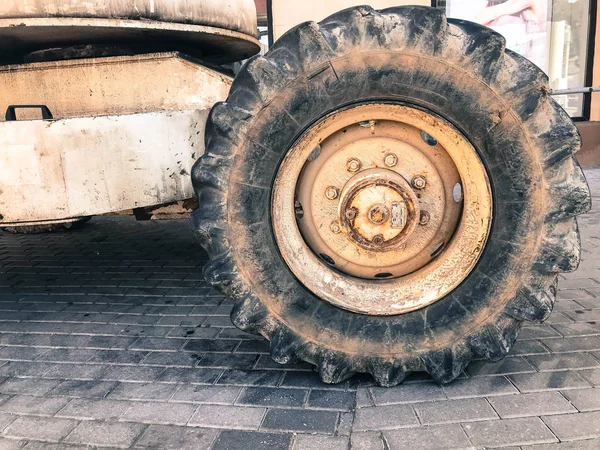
[190,6,592,386]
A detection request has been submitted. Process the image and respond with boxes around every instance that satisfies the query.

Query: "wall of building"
[270,0,430,41]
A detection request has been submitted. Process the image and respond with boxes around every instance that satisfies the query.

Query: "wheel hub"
[272,103,492,315]
[338,168,420,252]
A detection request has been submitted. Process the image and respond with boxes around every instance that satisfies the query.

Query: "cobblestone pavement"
[0,169,598,450]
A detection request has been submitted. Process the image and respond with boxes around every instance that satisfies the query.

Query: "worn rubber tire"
[190,6,592,386]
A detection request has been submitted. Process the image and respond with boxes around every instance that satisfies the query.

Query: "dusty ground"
[0,169,598,449]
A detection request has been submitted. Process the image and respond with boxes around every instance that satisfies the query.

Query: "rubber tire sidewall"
[225,50,544,359]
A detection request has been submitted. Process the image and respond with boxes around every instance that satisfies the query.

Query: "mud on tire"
[190,6,591,386]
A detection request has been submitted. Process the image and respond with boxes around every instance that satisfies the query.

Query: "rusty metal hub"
[272,103,492,315]
[337,168,420,253]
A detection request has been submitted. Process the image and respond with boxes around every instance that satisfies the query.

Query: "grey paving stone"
[520,326,562,340]
[0,413,17,433]
[236,387,306,408]
[561,388,600,411]
[356,387,374,408]
[466,357,536,377]
[141,351,198,367]
[197,353,258,370]
[521,438,600,449]
[0,347,50,361]
[188,405,266,430]
[218,370,283,387]
[542,411,600,441]
[307,389,355,411]
[463,417,558,447]
[120,401,197,425]
[42,363,107,380]
[0,378,61,396]
[20,443,90,450]
[64,420,146,447]
[1,177,600,445]
[526,353,600,371]
[129,337,185,352]
[3,416,78,442]
[171,385,241,405]
[579,368,600,386]
[576,298,600,310]
[156,367,221,384]
[509,340,551,356]
[134,424,218,450]
[49,380,118,398]
[441,376,518,398]
[350,432,385,450]
[293,434,348,450]
[564,309,600,322]
[384,423,472,450]
[414,397,498,425]
[540,336,600,353]
[338,411,353,436]
[353,405,418,431]
[553,322,600,337]
[99,365,166,382]
[488,391,577,418]
[0,362,50,378]
[0,437,24,450]
[90,350,149,364]
[261,408,338,434]
[182,340,239,353]
[212,430,291,450]
[509,371,591,392]
[0,395,69,416]
[369,382,445,405]
[106,382,178,401]
[235,340,270,354]
[36,349,97,363]
[55,398,133,421]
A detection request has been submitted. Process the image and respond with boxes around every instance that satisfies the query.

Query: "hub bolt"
[372,234,385,245]
[419,211,430,226]
[294,201,304,219]
[345,207,358,221]
[347,158,361,173]
[325,186,339,200]
[368,204,390,225]
[330,222,341,234]
[411,175,427,190]
[384,153,398,167]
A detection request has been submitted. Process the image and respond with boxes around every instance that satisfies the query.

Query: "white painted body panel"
[0,53,231,225]
[0,110,207,223]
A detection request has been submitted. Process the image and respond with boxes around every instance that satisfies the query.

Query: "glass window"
[549,1,591,117]
[440,0,593,117]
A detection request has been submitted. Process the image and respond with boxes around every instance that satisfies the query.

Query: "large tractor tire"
[191,6,591,386]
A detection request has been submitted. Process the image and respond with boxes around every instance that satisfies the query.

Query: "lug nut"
[347,158,361,173]
[325,186,339,200]
[411,175,427,190]
[294,201,304,219]
[330,222,341,234]
[384,153,398,167]
[345,208,358,221]
[419,211,430,226]
[372,234,385,245]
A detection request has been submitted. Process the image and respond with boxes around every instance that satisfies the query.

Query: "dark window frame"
[432,0,597,121]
